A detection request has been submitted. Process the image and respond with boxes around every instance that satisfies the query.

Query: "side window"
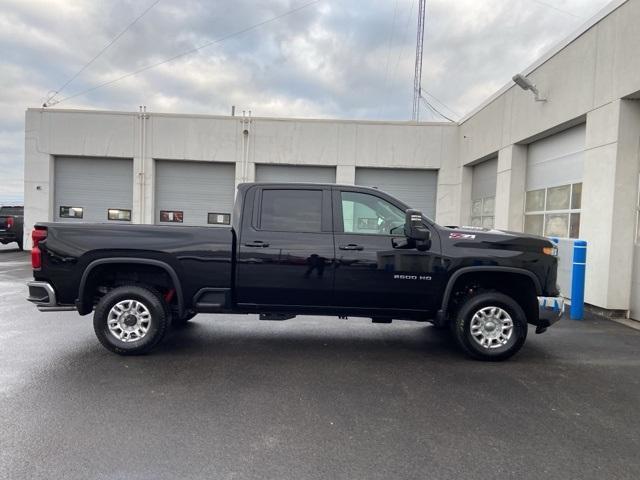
[260,189,322,232]
[341,191,405,235]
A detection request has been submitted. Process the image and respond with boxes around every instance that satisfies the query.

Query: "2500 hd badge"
[394,274,432,281]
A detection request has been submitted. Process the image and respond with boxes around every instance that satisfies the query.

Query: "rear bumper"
[536,296,564,327]
[26,281,76,312]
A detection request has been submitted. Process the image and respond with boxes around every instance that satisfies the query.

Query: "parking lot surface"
[1,244,640,480]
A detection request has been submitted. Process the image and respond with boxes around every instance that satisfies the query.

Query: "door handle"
[244,241,270,248]
[339,244,364,251]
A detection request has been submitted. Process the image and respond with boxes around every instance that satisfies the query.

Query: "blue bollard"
[570,240,587,320]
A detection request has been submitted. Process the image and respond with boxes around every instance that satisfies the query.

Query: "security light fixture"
[512,74,546,102]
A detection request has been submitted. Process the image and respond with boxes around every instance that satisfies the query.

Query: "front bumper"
[26,281,76,312]
[537,296,564,328]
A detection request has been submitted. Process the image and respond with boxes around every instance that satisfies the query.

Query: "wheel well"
[446,272,538,324]
[79,263,178,314]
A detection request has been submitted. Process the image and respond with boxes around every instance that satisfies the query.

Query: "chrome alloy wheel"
[469,306,514,349]
[107,299,152,343]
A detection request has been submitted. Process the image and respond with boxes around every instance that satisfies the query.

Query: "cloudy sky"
[0,0,611,203]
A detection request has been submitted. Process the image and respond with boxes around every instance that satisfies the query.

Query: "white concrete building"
[23,0,640,320]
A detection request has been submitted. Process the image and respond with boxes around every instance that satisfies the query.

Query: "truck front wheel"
[451,291,528,361]
[93,285,170,355]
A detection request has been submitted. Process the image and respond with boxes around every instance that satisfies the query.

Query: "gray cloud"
[0,0,610,202]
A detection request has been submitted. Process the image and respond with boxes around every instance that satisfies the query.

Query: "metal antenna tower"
[412,0,426,121]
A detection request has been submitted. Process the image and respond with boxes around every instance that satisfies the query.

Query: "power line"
[45,0,162,107]
[48,0,322,106]
[421,98,440,121]
[419,96,454,123]
[419,94,455,122]
[421,89,459,119]
[529,0,582,19]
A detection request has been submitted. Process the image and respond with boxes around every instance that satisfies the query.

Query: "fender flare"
[438,266,542,316]
[77,257,185,316]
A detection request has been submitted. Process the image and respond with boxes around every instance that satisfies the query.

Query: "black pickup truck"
[0,205,24,250]
[27,183,563,360]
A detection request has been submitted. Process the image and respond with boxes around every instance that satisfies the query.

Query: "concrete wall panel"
[44,111,136,158]
[149,115,239,161]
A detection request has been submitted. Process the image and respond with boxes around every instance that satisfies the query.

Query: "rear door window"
[259,189,323,232]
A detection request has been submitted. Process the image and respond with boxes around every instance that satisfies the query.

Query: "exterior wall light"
[512,74,547,102]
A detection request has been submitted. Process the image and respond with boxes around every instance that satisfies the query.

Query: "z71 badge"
[449,232,476,240]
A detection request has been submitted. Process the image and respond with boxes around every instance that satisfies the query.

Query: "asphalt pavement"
[1,243,639,480]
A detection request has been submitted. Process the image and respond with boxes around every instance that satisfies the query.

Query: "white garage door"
[471,158,498,228]
[155,160,235,227]
[527,123,585,190]
[355,168,438,218]
[255,165,336,183]
[524,124,586,238]
[54,156,133,223]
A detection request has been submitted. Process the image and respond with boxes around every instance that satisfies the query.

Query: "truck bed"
[35,223,234,308]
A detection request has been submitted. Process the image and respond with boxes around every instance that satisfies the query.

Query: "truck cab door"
[235,186,335,309]
[332,188,442,316]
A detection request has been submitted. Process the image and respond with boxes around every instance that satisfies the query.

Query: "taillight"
[31,227,47,270]
[6,216,13,229]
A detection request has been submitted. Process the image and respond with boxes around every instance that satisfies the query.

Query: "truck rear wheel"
[93,285,170,355]
[451,291,528,361]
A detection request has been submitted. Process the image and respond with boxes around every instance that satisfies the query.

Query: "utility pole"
[412,0,426,121]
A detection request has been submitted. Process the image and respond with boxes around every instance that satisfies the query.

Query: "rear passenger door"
[236,186,335,308]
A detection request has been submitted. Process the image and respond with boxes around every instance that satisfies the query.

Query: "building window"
[107,209,131,221]
[471,196,495,229]
[59,206,83,219]
[207,213,231,225]
[160,210,183,223]
[524,183,582,238]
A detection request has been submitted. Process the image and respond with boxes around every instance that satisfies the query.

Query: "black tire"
[93,285,170,355]
[451,291,528,361]
[171,311,197,327]
[16,239,23,251]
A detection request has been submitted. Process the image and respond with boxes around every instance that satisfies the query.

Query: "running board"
[259,313,296,321]
[371,317,393,324]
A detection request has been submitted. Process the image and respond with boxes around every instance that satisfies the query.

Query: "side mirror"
[403,209,431,251]
[404,209,430,241]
